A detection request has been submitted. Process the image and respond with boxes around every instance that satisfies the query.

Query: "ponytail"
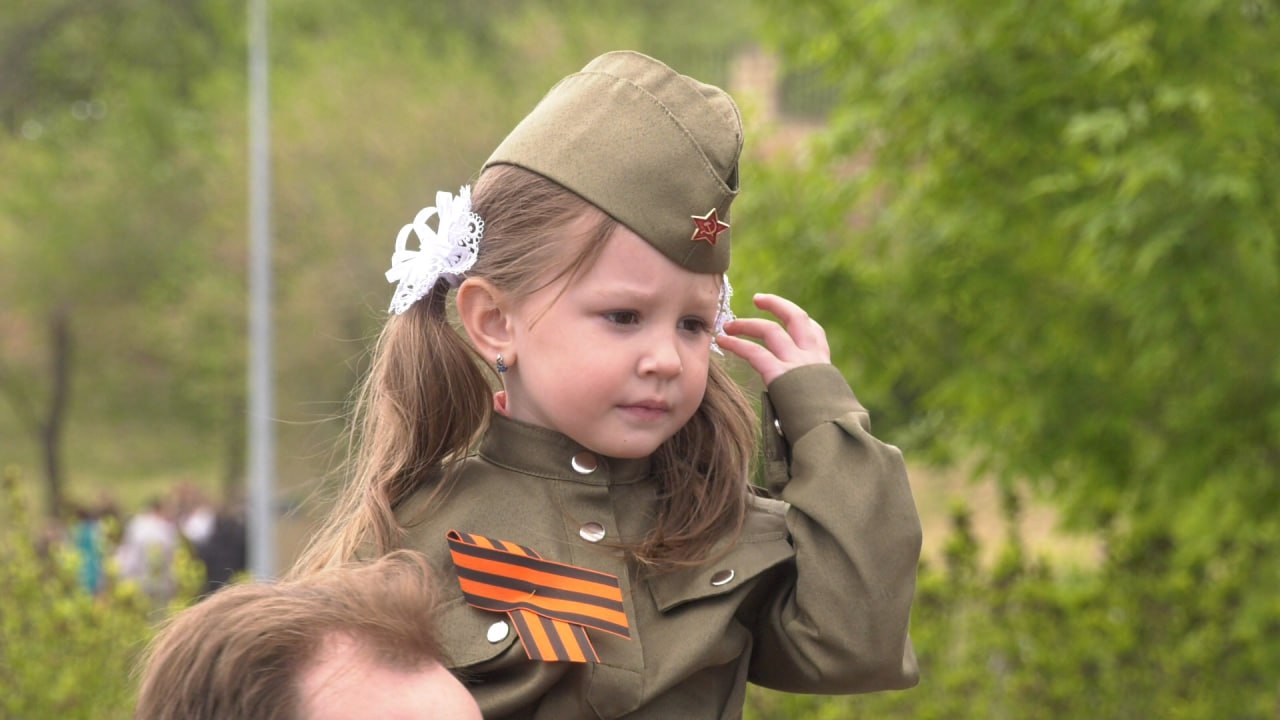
[290,282,491,575]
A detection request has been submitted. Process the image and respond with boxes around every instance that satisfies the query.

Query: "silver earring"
[495,354,508,374]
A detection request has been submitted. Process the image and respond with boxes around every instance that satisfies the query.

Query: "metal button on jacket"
[487,620,510,643]
[710,569,735,586]
[571,451,598,474]
[579,522,606,543]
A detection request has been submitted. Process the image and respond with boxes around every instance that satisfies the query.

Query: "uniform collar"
[478,414,652,486]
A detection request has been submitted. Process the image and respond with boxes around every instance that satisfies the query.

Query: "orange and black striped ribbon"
[446,529,630,663]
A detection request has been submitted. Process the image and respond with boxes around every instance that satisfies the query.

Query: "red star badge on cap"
[690,208,730,245]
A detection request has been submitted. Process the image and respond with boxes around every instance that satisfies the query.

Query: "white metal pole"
[246,0,276,578]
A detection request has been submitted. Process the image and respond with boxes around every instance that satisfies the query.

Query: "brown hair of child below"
[134,550,443,720]
[289,165,759,576]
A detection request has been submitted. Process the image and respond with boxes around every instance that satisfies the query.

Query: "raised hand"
[717,293,832,386]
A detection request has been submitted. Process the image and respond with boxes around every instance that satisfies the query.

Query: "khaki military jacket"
[396,364,921,719]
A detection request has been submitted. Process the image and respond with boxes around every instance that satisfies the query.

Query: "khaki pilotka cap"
[483,50,743,274]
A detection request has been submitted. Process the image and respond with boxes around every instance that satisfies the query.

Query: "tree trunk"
[41,305,71,518]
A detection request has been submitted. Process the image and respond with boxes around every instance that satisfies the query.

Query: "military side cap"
[484,50,742,274]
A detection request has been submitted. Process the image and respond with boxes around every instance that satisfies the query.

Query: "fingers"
[728,294,830,359]
[751,294,828,354]
[718,293,832,385]
[714,333,783,382]
[724,318,822,364]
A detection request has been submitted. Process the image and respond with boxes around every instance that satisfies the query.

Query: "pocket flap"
[648,499,794,613]
[438,591,521,669]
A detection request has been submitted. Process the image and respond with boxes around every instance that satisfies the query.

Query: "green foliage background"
[752,0,1280,539]
[746,498,1279,719]
[0,467,202,719]
[1,0,1277,716]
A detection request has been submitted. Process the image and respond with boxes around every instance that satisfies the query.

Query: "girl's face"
[501,224,720,459]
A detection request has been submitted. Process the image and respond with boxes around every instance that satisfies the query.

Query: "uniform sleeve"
[748,364,922,694]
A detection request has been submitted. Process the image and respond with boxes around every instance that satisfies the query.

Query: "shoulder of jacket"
[743,492,790,537]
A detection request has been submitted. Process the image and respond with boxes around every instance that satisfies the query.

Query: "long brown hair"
[291,166,758,574]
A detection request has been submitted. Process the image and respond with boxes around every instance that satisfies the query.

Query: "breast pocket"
[438,591,522,674]
[646,531,794,614]
[639,526,797,696]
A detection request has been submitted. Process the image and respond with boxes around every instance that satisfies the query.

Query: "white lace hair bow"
[385,186,484,315]
[712,275,734,355]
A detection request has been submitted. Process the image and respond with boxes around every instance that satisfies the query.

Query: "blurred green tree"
[0,0,245,514]
[748,0,1280,540]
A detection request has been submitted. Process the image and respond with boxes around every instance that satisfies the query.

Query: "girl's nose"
[638,333,683,377]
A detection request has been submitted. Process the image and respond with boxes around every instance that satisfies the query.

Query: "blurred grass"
[2,416,218,513]
[909,463,1100,569]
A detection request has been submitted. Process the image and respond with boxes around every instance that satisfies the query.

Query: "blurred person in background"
[191,497,247,596]
[69,502,105,595]
[173,481,216,548]
[172,482,247,595]
[113,495,178,607]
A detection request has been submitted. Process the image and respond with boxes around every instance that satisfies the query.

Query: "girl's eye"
[604,311,640,326]
[679,317,710,334]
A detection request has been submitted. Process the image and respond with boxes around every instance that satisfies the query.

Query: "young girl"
[293,50,921,719]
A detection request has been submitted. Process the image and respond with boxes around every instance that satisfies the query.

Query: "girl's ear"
[455,278,514,360]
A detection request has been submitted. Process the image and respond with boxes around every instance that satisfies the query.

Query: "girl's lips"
[618,402,670,421]
[624,400,669,411]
